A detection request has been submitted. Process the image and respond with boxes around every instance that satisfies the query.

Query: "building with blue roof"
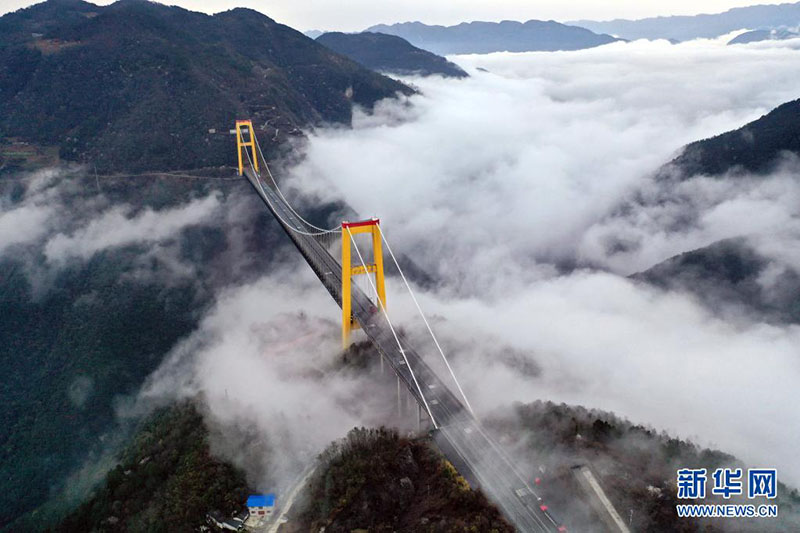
[247,493,276,519]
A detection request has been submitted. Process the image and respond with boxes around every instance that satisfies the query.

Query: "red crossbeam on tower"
[342,218,380,228]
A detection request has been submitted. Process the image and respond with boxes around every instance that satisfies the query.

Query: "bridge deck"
[244,168,562,533]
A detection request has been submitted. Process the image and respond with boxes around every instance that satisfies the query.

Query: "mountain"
[293,427,513,532]
[499,401,800,531]
[632,99,800,324]
[0,0,411,172]
[571,2,800,42]
[364,20,620,56]
[633,238,800,324]
[666,98,800,178]
[55,402,250,533]
[316,32,468,78]
[728,27,800,44]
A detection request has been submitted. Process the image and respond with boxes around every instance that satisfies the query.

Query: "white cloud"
[0,168,66,254]
[138,269,402,489]
[582,161,800,273]
[44,193,222,263]
[289,38,800,289]
[417,273,800,485]
[0,202,53,253]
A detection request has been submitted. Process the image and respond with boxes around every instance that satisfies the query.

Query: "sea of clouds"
[266,36,800,485]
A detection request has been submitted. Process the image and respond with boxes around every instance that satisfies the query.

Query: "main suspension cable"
[252,130,341,234]
[243,148,336,237]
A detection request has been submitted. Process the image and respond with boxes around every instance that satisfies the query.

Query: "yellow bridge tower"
[235,119,259,175]
[341,218,386,348]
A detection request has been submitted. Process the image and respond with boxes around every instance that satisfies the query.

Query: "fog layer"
[274,38,800,484]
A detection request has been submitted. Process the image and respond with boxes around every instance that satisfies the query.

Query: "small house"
[205,511,242,531]
[247,493,276,518]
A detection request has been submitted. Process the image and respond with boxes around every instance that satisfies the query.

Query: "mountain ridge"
[665,98,800,178]
[728,27,800,44]
[316,31,468,78]
[364,19,621,55]
[633,238,800,324]
[571,1,800,41]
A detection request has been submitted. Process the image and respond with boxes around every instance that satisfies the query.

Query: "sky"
[0,0,786,31]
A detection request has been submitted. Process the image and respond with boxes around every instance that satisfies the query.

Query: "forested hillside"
[316,32,468,78]
[0,0,411,172]
[291,427,513,532]
[633,238,800,324]
[667,98,800,177]
[0,170,283,530]
[54,402,250,532]
[492,401,800,532]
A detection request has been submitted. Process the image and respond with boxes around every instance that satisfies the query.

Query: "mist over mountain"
[621,96,800,327]
[665,98,800,178]
[572,1,800,41]
[0,0,410,173]
[316,31,468,78]
[284,42,800,495]
[728,27,800,43]
[364,20,620,55]
[633,238,800,324]
[0,170,284,530]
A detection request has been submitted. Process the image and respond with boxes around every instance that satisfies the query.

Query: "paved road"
[266,465,317,533]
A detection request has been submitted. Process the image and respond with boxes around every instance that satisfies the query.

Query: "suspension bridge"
[235,120,569,533]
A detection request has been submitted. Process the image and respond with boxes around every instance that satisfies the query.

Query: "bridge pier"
[397,375,402,416]
[416,402,433,433]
